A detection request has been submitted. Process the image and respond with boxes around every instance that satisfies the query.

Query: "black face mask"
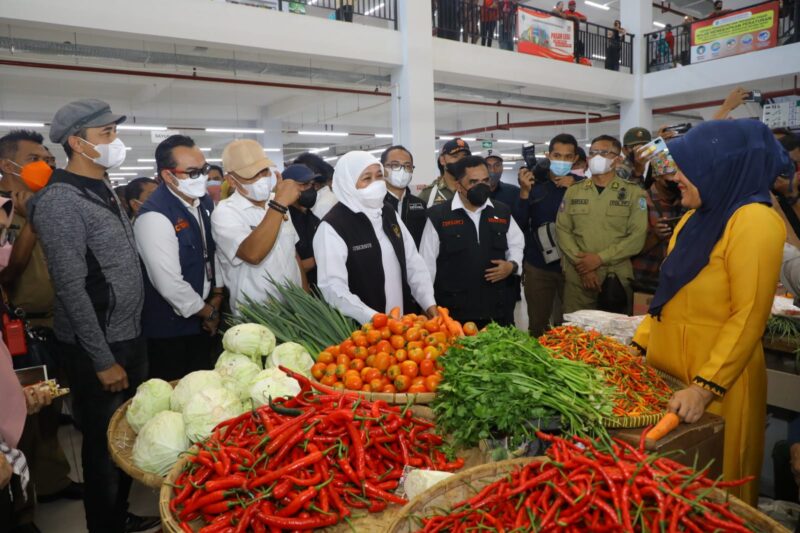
[298,187,317,208]
[466,183,491,207]
[445,163,460,177]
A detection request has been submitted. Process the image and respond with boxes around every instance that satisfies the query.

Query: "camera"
[522,143,537,170]
[744,90,762,103]
[663,123,692,136]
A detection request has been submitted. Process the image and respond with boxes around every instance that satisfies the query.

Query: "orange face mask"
[13,160,53,192]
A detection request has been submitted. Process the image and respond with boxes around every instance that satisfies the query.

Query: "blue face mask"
[550,160,573,177]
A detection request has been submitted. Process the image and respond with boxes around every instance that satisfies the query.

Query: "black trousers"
[60,337,147,533]
[336,5,354,22]
[147,333,215,382]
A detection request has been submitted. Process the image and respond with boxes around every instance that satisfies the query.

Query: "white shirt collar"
[166,184,200,208]
[451,192,493,214]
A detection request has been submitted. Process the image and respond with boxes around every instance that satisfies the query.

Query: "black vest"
[323,203,414,316]
[384,191,427,248]
[427,199,513,323]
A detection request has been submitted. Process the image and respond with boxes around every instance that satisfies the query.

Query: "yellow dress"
[633,203,785,505]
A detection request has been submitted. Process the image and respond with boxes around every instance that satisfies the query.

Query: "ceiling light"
[323,156,339,162]
[117,125,167,131]
[585,144,592,147]
[367,149,385,154]
[125,147,132,151]
[207,158,223,162]
[499,153,522,158]
[310,147,330,154]
[264,148,281,152]
[298,131,348,137]
[0,121,45,127]
[653,21,666,28]
[205,127,265,134]
[119,166,153,170]
[137,158,156,162]
[438,136,455,141]
[584,1,610,10]
[200,147,212,152]
[365,2,384,16]
[592,54,607,60]
[497,139,528,144]
[108,172,138,176]
[374,133,393,139]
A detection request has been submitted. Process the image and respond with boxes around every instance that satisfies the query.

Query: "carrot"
[646,412,680,442]
[437,307,464,338]
[389,307,401,320]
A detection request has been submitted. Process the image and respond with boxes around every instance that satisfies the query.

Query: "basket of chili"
[387,432,790,533]
[107,381,178,490]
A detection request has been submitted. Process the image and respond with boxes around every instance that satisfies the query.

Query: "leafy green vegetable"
[432,324,614,448]
[126,379,173,434]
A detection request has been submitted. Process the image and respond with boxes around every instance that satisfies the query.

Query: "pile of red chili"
[539,326,672,417]
[169,367,465,532]
[416,431,753,533]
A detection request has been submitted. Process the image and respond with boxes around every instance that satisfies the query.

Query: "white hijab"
[332,151,385,219]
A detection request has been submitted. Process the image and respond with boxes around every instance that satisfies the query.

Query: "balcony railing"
[645,0,799,73]
[432,1,634,73]
[225,0,398,28]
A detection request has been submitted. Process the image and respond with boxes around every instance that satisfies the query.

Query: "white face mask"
[238,175,275,202]
[171,171,208,199]
[588,154,614,176]
[80,137,127,169]
[356,180,387,210]
[386,168,412,189]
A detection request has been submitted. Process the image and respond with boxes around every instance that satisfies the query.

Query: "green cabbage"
[171,370,223,413]
[222,324,276,366]
[266,342,314,377]
[249,368,301,408]
[132,411,189,476]
[215,353,261,401]
[183,387,244,442]
[126,378,173,433]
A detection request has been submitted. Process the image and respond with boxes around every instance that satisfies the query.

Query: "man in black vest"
[134,135,223,381]
[420,156,525,328]
[381,145,427,247]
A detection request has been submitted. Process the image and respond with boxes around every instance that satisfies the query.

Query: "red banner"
[516,7,575,62]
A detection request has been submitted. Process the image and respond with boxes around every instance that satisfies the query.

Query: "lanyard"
[195,205,213,283]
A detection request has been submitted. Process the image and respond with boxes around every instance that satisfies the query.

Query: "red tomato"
[400,360,419,379]
[420,359,436,377]
[372,313,388,329]
[311,362,326,380]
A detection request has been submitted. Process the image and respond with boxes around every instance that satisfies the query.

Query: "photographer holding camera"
[517,134,582,336]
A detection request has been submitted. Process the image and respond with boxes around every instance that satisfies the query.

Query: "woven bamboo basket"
[107,390,173,489]
[311,376,436,404]
[599,369,684,429]
[386,457,790,533]
[159,405,489,532]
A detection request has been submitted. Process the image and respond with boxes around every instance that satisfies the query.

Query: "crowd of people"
[1,89,800,532]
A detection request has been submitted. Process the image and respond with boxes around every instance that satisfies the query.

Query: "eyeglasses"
[588,150,620,158]
[385,162,415,172]
[164,163,213,179]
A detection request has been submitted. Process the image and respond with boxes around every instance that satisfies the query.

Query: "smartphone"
[662,216,683,229]
[744,90,762,103]
[639,137,678,175]
[663,123,692,135]
[521,143,537,170]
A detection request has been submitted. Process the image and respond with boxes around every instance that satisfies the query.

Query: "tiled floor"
[35,425,161,533]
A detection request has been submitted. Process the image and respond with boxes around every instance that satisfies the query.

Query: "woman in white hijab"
[313,151,437,324]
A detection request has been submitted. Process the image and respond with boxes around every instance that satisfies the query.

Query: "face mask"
[387,168,412,189]
[549,160,573,177]
[466,183,491,207]
[298,187,317,208]
[588,155,613,176]
[170,171,208,199]
[445,163,459,177]
[488,172,503,188]
[238,175,275,202]
[9,160,53,192]
[571,168,586,178]
[80,137,127,169]
[356,180,388,210]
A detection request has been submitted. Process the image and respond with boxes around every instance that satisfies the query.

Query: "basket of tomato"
[309,307,476,404]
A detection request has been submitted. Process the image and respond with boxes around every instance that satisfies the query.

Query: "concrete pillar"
[392,0,438,189]
[619,0,653,137]
[259,116,285,171]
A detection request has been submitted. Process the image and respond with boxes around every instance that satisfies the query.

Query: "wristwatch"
[205,307,220,323]
[509,261,519,275]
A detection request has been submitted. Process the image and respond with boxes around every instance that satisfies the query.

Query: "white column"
[259,116,285,171]
[392,0,438,189]
[619,0,653,136]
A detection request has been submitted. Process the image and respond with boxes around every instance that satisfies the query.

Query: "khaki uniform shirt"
[6,214,55,328]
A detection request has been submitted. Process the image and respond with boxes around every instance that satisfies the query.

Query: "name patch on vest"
[609,200,631,207]
[487,217,508,224]
[442,219,464,228]
[174,218,190,233]
[408,204,425,211]
[352,243,373,252]
[571,199,589,205]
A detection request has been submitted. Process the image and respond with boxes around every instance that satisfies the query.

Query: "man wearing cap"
[617,127,653,184]
[282,164,322,287]
[381,145,427,247]
[134,134,223,381]
[28,99,157,532]
[212,139,304,313]
[419,138,471,208]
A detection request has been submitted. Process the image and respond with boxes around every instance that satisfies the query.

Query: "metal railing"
[226,0,398,28]
[645,0,799,72]
[432,1,634,72]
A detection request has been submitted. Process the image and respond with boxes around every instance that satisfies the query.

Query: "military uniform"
[555,176,648,313]
[418,177,456,208]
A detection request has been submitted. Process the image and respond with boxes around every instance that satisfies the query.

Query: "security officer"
[419,138,471,208]
[556,135,648,313]
[420,155,525,327]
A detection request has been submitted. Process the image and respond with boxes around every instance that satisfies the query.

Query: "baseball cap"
[440,138,472,157]
[222,139,276,179]
[282,164,317,183]
[49,99,126,144]
[623,127,652,147]
[485,151,503,163]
